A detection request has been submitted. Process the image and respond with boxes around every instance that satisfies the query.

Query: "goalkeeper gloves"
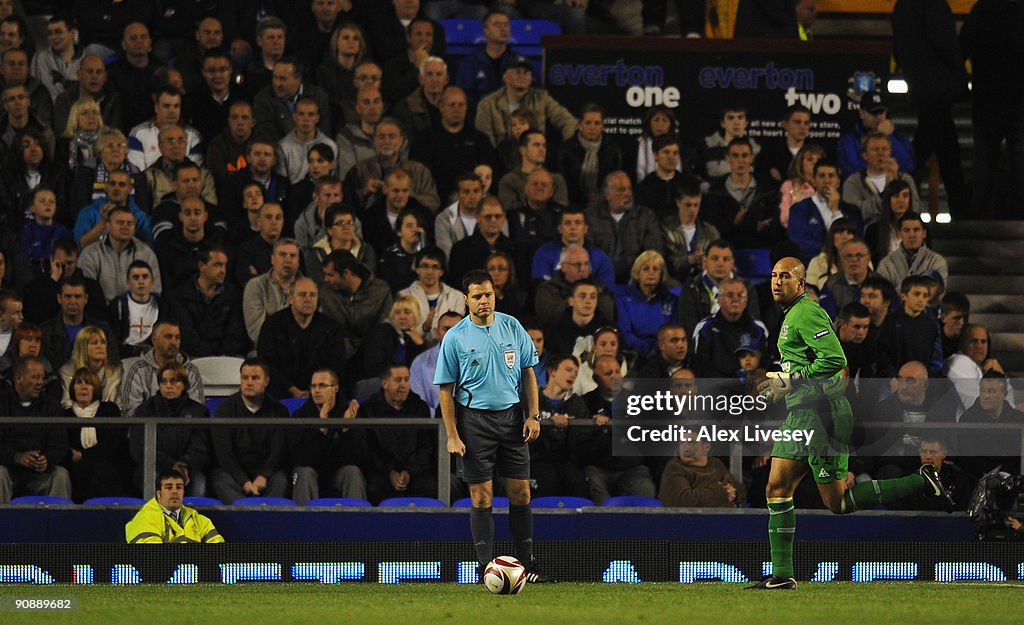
[757,371,795,403]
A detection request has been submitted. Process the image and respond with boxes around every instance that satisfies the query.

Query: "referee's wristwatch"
[527,414,541,421]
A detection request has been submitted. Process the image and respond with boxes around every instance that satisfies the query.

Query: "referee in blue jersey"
[435,269,552,583]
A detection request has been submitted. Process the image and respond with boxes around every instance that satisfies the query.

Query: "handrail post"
[436,421,450,505]
[143,419,157,500]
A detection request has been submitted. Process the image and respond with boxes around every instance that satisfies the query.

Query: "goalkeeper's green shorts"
[772,394,853,484]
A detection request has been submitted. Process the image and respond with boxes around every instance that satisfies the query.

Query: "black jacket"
[533,393,589,464]
[357,322,426,381]
[0,389,67,467]
[286,398,365,470]
[130,393,209,472]
[211,392,288,485]
[556,133,625,207]
[358,390,433,476]
[23,271,106,325]
[154,224,227,292]
[256,309,348,397]
[410,124,497,203]
[170,278,249,358]
[190,85,249,147]
[574,389,645,471]
[39,314,118,370]
[446,231,516,289]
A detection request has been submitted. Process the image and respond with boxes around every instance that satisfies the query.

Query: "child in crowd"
[18,186,73,275]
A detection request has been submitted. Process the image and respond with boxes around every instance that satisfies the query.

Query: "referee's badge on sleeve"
[504,349,516,368]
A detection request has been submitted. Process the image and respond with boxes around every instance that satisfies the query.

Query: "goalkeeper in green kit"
[747,257,953,590]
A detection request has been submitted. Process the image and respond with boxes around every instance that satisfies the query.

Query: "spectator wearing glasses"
[446,197,515,289]
[305,204,377,285]
[288,368,366,505]
[819,239,877,319]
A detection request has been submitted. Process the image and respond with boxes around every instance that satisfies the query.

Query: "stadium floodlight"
[920,213,931,223]
[935,213,951,224]
[887,78,908,95]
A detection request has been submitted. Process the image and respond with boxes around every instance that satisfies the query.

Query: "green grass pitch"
[2,582,1022,625]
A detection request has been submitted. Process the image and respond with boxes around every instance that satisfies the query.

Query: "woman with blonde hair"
[317,23,369,124]
[615,250,680,358]
[358,294,427,379]
[59,326,122,408]
[57,98,105,169]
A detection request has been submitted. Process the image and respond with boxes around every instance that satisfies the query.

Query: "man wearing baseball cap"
[474,54,578,148]
[837,92,915,178]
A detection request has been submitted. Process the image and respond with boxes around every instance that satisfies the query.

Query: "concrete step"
[931,221,1024,239]
[963,295,1024,314]
[970,314,1024,333]
[946,256,1024,275]
[931,240,1023,257]
[946,275,1024,295]
[992,333,1024,352]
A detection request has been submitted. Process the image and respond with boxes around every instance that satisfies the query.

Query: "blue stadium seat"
[510,19,560,56]
[378,497,447,508]
[10,495,74,505]
[205,397,226,414]
[531,496,594,509]
[184,496,224,506]
[306,497,372,507]
[452,496,509,508]
[600,496,663,508]
[734,248,773,284]
[441,18,485,55]
[353,377,380,403]
[231,496,297,506]
[280,397,307,415]
[83,497,146,505]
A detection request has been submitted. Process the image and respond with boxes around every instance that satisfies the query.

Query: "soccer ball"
[483,556,527,595]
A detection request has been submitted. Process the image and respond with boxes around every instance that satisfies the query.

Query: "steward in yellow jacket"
[125,469,224,543]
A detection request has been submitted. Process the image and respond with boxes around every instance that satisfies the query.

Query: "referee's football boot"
[524,560,557,584]
[919,464,955,513]
[745,575,797,590]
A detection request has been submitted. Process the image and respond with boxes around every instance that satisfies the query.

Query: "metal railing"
[0,417,450,502]
[2,417,1023,504]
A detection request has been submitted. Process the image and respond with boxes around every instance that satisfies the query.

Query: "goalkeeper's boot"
[745,575,797,590]
[919,464,955,513]
[524,560,557,584]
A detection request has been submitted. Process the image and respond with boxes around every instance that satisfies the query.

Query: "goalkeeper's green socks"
[841,474,924,513]
[767,497,796,579]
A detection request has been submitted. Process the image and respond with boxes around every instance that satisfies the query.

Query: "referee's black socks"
[471,506,494,570]
[509,504,534,566]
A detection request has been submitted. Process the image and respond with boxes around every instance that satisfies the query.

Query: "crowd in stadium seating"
[0,1,1021,510]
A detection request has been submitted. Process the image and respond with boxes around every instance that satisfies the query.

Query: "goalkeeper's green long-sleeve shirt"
[778,294,847,405]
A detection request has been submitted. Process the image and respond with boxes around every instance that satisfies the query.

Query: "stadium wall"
[1,541,1021,585]
[0,507,976,543]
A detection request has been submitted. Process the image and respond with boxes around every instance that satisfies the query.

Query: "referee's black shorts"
[456,404,530,484]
